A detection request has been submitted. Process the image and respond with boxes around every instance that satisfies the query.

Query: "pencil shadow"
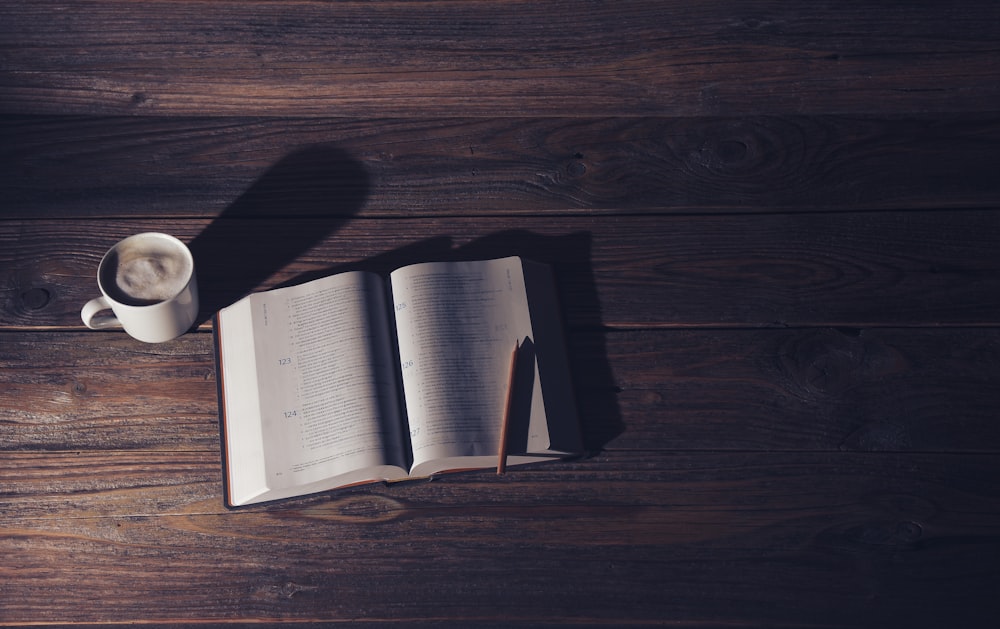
[279,229,623,456]
[506,336,538,454]
[188,145,369,325]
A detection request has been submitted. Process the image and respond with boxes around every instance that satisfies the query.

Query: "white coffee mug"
[81,232,199,343]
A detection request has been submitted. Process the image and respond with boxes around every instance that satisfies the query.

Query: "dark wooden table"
[3,2,1000,626]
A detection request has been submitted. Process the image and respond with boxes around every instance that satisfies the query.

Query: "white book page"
[216,299,269,506]
[389,257,539,474]
[248,271,407,490]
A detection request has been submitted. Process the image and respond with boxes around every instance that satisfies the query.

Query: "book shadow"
[188,144,370,326]
[278,230,624,456]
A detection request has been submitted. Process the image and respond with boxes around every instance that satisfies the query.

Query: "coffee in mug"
[100,237,194,306]
[81,232,199,343]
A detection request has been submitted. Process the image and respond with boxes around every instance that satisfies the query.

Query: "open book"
[213,256,582,507]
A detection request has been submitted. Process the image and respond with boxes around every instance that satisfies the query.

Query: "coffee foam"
[102,239,191,305]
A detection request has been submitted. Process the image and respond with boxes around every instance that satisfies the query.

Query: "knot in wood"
[278,581,317,598]
[716,140,748,163]
[778,328,866,398]
[20,287,52,310]
[298,494,403,523]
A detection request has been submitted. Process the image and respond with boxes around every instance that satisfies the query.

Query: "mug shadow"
[188,144,370,326]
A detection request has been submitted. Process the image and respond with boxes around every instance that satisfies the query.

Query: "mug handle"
[81,296,121,330]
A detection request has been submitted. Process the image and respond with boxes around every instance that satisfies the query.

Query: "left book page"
[215,271,409,507]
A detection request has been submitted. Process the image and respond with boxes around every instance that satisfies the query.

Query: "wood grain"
[4,327,999,456]
[4,115,1000,219]
[1,1,998,117]
[2,451,997,625]
[3,0,999,625]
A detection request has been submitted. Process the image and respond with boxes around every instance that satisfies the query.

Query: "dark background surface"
[2,1,999,626]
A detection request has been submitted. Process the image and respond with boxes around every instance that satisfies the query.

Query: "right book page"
[389,256,582,477]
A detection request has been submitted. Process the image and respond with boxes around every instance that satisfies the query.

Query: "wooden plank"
[2,450,998,625]
[594,327,1000,453]
[2,211,999,329]
[0,333,219,452]
[4,327,999,455]
[1,1,998,117]
[4,115,1000,219]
